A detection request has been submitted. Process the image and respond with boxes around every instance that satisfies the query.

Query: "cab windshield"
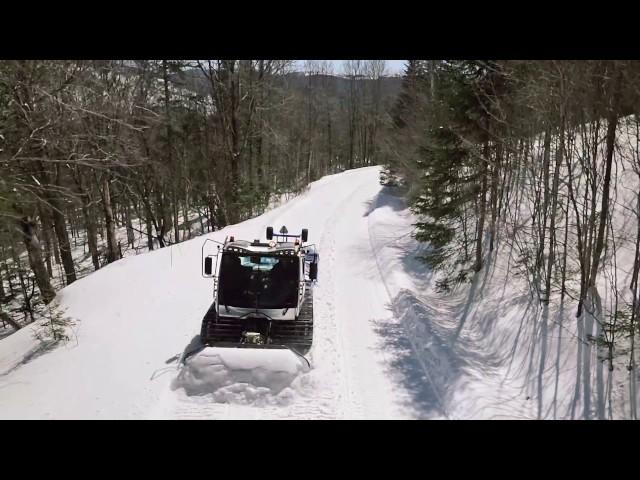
[218,253,299,308]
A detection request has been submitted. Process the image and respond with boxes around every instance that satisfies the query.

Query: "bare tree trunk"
[535,129,552,293]
[327,111,333,172]
[10,238,33,323]
[429,60,436,99]
[125,203,135,248]
[348,70,357,170]
[173,189,180,244]
[144,201,154,251]
[475,141,489,272]
[574,119,600,318]
[110,182,121,229]
[1,250,15,297]
[256,60,265,199]
[561,195,569,300]
[100,174,120,263]
[82,200,100,271]
[0,265,5,300]
[153,182,169,248]
[589,113,618,287]
[182,201,190,240]
[50,198,77,286]
[545,119,564,300]
[19,216,56,304]
[228,62,240,223]
[38,203,54,278]
[73,169,101,271]
[489,141,502,252]
[51,224,61,265]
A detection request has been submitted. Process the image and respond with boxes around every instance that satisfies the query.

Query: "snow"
[0,322,44,376]
[1,163,638,419]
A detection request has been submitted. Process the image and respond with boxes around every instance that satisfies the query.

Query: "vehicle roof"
[224,239,300,255]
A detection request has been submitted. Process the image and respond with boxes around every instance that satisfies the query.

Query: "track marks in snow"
[315,194,363,419]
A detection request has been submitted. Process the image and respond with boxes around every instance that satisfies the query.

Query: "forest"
[2,59,640,417]
[384,61,640,413]
[0,60,398,335]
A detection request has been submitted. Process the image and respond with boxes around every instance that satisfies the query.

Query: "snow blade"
[194,342,311,369]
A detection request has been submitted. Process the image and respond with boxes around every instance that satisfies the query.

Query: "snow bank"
[172,347,310,406]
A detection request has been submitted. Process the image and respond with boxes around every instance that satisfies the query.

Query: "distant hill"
[282,71,402,98]
[165,67,402,101]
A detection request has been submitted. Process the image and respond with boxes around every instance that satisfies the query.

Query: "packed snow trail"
[0,167,444,419]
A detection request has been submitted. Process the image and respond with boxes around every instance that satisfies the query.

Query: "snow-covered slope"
[1,165,637,419]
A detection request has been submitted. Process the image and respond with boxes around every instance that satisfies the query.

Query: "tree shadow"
[0,326,15,341]
[451,273,481,345]
[0,339,59,378]
[550,301,565,419]
[503,297,537,383]
[372,289,503,418]
[536,304,550,419]
[372,315,447,418]
[450,252,512,345]
[390,241,436,289]
[361,184,567,418]
[506,298,584,420]
[363,187,408,218]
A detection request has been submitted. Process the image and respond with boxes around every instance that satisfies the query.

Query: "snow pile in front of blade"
[172,347,310,406]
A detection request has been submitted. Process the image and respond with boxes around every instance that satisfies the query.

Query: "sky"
[295,60,406,76]
[383,60,406,74]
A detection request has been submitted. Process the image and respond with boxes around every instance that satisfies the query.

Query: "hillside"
[1,166,637,419]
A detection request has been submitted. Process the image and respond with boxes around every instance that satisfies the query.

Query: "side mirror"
[204,256,213,275]
[309,262,318,281]
[266,226,273,240]
[301,228,308,243]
